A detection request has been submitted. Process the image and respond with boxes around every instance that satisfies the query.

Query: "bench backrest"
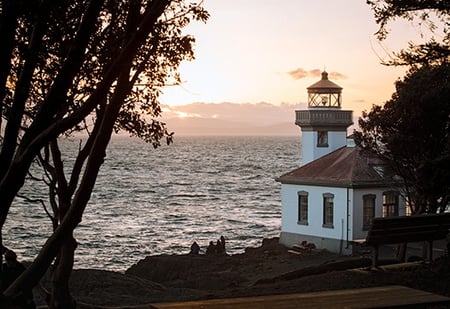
[366,213,450,246]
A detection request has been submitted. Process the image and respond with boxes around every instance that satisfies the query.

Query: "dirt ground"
[43,238,450,307]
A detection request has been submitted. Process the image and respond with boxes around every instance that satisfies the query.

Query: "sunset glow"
[159,0,432,120]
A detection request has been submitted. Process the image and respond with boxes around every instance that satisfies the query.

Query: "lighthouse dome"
[307,71,342,93]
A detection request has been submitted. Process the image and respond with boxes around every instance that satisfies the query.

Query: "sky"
[158,1,432,132]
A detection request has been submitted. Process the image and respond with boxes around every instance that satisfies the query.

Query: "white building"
[277,71,405,255]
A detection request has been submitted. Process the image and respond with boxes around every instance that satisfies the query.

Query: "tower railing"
[295,110,353,126]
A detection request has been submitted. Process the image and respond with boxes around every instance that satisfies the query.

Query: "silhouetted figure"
[206,241,216,255]
[214,236,226,254]
[1,250,35,309]
[220,235,226,253]
[215,240,223,254]
[190,241,200,255]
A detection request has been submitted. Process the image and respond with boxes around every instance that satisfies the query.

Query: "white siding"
[301,131,348,165]
[352,189,385,240]
[281,182,407,254]
[281,183,349,242]
[352,189,408,240]
[300,132,315,166]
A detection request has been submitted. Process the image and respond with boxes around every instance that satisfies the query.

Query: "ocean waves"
[5,136,301,272]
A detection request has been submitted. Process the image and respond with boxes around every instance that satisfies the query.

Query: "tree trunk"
[1,1,173,304]
[50,234,77,309]
[49,180,77,309]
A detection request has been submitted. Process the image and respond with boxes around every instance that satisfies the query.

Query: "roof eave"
[278,177,402,189]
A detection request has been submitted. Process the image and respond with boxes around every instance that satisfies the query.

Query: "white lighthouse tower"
[296,71,353,165]
[277,71,406,255]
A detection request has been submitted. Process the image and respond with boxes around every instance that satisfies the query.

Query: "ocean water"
[4,136,301,272]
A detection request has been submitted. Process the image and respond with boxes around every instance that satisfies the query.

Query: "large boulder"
[126,254,247,290]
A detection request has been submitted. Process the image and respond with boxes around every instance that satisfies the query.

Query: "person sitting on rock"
[220,235,226,254]
[190,241,200,255]
[216,239,223,254]
[206,241,216,255]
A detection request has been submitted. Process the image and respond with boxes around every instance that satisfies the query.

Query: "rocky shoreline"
[35,237,450,307]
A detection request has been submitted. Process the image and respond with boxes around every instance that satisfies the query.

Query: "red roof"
[277,146,399,188]
[307,71,342,92]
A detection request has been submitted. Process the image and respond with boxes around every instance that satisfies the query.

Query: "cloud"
[160,102,307,135]
[352,99,366,103]
[309,69,321,77]
[288,68,308,79]
[328,71,347,80]
[288,67,346,80]
[161,102,307,126]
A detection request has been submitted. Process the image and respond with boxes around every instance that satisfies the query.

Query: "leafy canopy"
[367,0,450,65]
[0,1,209,305]
[354,63,450,213]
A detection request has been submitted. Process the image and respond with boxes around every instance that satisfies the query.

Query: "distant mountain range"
[164,117,299,136]
[159,102,359,136]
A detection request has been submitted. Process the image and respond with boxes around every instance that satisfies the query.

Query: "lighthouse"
[295,71,353,165]
[277,70,405,255]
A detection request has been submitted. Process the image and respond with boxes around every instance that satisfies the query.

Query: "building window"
[297,191,308,225]
[317,131,328,147]
[323,193,334,228]
[363,194,376,230]
[382,191,399,217]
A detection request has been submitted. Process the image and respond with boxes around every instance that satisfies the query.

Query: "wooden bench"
[149,286,450,309]
[354,213,450,268]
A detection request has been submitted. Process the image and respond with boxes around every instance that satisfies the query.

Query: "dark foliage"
[0,1,208,307]
[367,0,450,65]
[354,63,450,213]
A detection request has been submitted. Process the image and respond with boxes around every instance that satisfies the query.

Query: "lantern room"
[307,71,342,108]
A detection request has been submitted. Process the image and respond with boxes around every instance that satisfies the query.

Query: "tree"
[0,1,208,307]
[354,63,450,214]
[367,0,450,65]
